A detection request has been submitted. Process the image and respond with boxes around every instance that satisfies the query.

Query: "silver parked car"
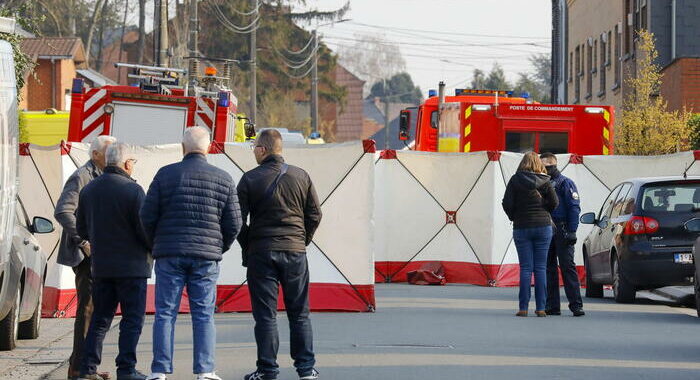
[0,198,53,350]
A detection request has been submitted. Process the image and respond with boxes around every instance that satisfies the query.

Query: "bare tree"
[137,0,146,63]
[336,32,406,97]
[85,0,107,66]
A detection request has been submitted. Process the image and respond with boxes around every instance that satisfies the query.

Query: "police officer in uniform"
[540,153,585,317]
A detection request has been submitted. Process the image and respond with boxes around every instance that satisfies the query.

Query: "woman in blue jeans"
[502,152,558,317]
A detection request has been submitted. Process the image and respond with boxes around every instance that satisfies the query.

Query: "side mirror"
[244,122,256,139]
[398,110,411,141]
[32,217,54,234]
[237,116,256,139]
[685,218,700,233]
[580,212,597,225]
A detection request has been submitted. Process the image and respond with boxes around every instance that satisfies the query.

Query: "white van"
[0,24,55,351]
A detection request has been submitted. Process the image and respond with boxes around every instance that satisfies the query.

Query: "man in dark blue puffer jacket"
[140,126,242,380]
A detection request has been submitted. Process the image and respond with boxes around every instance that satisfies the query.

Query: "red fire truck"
[68,62,254,146]
[399,83,614,155]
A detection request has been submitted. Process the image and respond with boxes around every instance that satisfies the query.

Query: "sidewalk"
[0,318,74,380]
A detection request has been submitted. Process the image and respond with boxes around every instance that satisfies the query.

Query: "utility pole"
[157,0,169,67]
[383,96,390,150]
[249,0,257,124]
[188,0,199,78]
[310,29,319,134]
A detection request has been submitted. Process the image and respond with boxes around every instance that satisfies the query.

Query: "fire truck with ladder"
[68,60,254,147]
[399,82,614,155]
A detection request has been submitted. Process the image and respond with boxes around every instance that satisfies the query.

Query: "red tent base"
[376,261,585,287]
[43,283,375,318]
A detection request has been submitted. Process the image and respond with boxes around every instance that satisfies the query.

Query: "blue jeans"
[151,257,219,374]
[247,251,315,378]
[513,226,553,311]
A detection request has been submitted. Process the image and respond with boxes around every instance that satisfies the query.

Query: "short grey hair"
[89,135,116,154]
[257,129,283,154]
[183,126,210,153]
[105,143,132,166]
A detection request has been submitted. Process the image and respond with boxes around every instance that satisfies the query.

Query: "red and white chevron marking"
[194,97,215,132]
[80,89,108,143]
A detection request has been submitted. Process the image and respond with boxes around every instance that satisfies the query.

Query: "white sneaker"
[195,373,223,380]
[299,369,319,380]
[147,373,167,380]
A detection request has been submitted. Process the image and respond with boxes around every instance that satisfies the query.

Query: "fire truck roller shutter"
[110,102,188,145]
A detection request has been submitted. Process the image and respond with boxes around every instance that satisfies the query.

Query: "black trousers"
[80,278,147,376]
[546,225,583,312]
[69,257,94,374]
[247,251,315,377]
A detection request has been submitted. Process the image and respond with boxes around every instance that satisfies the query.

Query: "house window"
[574,46,581,102]
[586,41,593,98]
[605,31,612,66]
[600,35,607,94]
[569,52,573,82]
[594,39,598,73]
[640,0,648,30]
[625,0,633,55]
[615,25,621,88]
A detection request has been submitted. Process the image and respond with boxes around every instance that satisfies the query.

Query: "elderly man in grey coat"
[55,135,116,380]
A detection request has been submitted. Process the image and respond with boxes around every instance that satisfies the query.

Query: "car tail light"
[624,216,660,235]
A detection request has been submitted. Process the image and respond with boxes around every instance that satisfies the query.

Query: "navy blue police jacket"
[549,169,581,232]
[140,153,242,261]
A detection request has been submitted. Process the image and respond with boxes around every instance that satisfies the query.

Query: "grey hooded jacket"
[54,160,101,267]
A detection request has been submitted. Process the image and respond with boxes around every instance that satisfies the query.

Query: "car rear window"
[641,183,700,213]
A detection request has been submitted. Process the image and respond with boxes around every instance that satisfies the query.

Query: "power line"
[271,43,319,69]
[283,33,316,55]
[325,41,536,62]
[347,21,551,40]
[229,0,260,16]
[206,2,260,34]
[322,34,550,48]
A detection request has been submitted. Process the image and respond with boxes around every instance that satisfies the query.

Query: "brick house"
[20,37,87,111]
[553,0,700,113]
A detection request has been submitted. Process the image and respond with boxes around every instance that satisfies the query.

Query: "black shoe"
[572,309,586,317]
[117,370,147,380]
[243,371,277,380]
[545,309,561,316]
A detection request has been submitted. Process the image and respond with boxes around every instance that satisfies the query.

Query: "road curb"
[649,286,695,305]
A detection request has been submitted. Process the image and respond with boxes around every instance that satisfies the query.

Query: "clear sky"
[297,0,552,95]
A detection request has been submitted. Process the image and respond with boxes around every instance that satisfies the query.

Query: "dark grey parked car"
[580,177,699,303]
[0,198,53,350]
[688,220,700,317]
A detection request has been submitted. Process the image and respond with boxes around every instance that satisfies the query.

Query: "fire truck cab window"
[430,110,438,129]
[539,132,569,154]
[505,132,535,153]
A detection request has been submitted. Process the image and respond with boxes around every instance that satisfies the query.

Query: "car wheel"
[0,287,20,350]
[613,256,636,304]
[18,281,42,340]
[585,255,604,298]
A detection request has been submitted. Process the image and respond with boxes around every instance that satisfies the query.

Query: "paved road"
[38,284,698,380]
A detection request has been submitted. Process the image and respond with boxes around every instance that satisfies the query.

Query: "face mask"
[545,165,558,176]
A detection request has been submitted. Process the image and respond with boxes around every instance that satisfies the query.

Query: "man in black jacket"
[238,129,322,380]
[76,143,151,380]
